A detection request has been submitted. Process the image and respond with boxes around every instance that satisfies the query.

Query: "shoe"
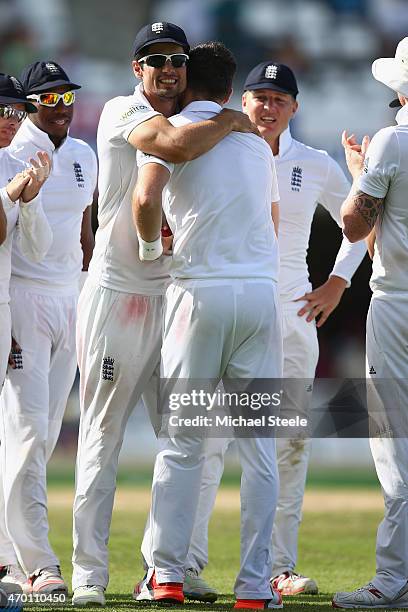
[183,568,218,603]
[133,571,184,604]
[30,566,68,595]
[72,585,106,606]
[272,571,318,595]
[0,565,29,595]
[332,582,408,608]
[234,588,283,609]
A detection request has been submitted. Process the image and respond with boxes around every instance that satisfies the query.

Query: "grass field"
[26,471,393,612]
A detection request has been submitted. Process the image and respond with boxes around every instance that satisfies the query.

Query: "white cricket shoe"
[30,566,68,595]
[72,585,106,607]
[332,582,408,608]
[0,565,28,594]
[183,568,218,603]
[234,588,283,609]
[271,571,318,595]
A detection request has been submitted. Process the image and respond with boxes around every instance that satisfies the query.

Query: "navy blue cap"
[20,61,81,94]
[244,62,298,97]
[132,22,189,57]
[0,73,37,113]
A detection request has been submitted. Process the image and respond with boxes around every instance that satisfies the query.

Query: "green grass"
[23,482,391,612]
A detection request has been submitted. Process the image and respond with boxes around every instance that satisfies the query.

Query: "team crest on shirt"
[73,162,85,187]
[363,157,369,173]
[290,166,303,191]
[101,356,115,381]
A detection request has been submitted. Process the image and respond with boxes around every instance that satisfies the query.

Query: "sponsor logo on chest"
[290,165,303,192]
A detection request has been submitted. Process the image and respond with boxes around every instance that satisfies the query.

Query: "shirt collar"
[18,118,67,152]
[396,104,408,126]
[182,100,223,113]
[275,126,293,158]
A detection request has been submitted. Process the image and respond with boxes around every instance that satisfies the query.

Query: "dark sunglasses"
[0,105,27,123]
[138,53,189,69]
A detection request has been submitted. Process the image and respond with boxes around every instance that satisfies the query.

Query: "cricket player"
[0,73,52,391]
[0,73,52,595]
[133,41,283,609]
[171,61,367,598]
[71,22,258,607]
[333,37,408,609]
[0,61,97,595]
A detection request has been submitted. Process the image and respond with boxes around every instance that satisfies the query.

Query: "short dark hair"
[187,42,236,101]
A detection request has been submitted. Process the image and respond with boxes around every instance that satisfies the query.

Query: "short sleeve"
[358,128,399,198]
[318,155,350,227]
[136,150,174,174]
[102,97,161,146]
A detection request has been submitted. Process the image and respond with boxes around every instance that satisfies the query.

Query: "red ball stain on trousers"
[119,294,150,325]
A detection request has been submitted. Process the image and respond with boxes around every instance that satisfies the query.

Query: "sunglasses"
[0,105,27,123]
[138,53,189,69]
[27,91,76,107]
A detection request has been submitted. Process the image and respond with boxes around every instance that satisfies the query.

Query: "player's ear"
[132,60,143,80]
[242,91,247,111]
[223,87,233,105]
[292,98,299,117]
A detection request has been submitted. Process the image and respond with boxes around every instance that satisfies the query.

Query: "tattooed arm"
[341,184,384,242]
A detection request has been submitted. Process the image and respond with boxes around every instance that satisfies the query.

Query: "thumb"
[362,135,370,156]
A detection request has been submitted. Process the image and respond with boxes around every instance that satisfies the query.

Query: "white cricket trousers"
[0,284,78,574]
[0,303,13,565]
[147,280,283,599]
[366,296,408,600]
[184,303,318,577]
[72,281,163,590]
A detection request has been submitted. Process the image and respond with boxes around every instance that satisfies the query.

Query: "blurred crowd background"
[1,0,404,468]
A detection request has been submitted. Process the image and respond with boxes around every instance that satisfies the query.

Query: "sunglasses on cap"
[0,105,27,123]
[138,53,189,69]
[27,91,76,107]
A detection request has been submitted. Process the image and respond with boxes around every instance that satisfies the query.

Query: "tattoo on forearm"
[352,190,384,229]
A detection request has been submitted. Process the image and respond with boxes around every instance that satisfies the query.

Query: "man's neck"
[264,133,280,156]
[143,92,178,118]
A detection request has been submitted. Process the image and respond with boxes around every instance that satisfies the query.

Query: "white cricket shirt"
[359,105,408,297]
[88,83,171,296]
[0,148,52,305]
[8,118,97,295]
[138,100,280,282]
[276,128,366,303]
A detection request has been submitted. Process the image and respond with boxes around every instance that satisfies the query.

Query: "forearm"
[0,202,6,245]
[145,114,233,163]
[341,181,383,242]
[132,186,163,242]
[81,235,94,271]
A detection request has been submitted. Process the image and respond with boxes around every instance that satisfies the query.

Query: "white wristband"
[138,235,163,261]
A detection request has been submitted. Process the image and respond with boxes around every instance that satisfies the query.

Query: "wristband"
[138,235,163,261]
